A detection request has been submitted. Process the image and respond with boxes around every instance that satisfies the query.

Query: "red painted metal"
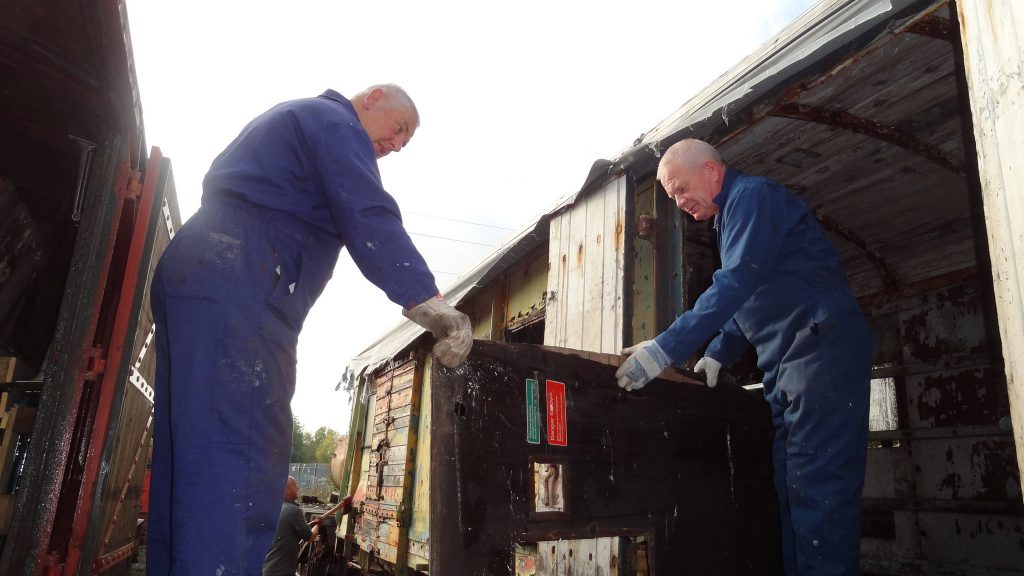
[90,542,138,574]
[58,149,162,576]
[37,162,132,574]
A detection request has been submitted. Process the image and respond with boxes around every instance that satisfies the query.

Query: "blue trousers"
[764,303,871,576]
[147,199,335,575]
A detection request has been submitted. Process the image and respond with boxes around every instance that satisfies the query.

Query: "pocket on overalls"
[265,228,318,332]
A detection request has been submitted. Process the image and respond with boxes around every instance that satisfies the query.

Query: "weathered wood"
[957,0,1024,502]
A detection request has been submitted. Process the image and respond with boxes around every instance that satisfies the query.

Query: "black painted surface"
[430,341,781,576]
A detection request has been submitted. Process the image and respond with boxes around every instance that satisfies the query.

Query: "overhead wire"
[404,210,517,231]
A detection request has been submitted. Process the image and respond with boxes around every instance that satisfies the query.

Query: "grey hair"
[657,139,724,181]
[355,83,420,125]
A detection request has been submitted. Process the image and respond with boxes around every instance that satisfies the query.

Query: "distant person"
[147,84,473,575]
[263,476,317,576]
[617,139,871,575]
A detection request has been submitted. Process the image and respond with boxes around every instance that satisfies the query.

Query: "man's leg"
[146,207,297,575]
[777,316,871,576]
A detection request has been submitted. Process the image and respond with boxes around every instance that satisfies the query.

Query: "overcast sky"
[126,0,816,433]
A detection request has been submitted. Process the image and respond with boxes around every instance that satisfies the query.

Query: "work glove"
[616,340,671,391]
[694,356,723,388]
[403,296,473,368]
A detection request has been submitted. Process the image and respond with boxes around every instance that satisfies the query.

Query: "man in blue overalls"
[617,139,871,575]
[147,85,472,575]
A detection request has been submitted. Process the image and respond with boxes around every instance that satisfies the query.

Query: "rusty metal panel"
[430,341,779,575]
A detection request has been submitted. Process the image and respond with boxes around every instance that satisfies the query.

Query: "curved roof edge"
[345,0,932,382]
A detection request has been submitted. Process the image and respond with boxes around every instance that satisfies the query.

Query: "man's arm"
[311,121,439,310]
[287,505,313,542]
[705,317,750,366]
[655,183,792,363]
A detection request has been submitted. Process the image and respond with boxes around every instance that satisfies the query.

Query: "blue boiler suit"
[655,168,871,575]
[147,90,438,575]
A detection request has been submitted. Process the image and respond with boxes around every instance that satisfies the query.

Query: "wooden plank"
[602,179,626,354]
[632,183,657,344]
[957,0,1024,495]
[544,211,565,346]
[565,202,587,350]
[407,357,432,565]
[596,537,613,574]
[377,542,398,564]
[581,189,606,353]
[0,406,35,492]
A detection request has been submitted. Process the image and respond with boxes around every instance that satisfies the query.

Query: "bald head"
[350,84,420,158]
[284,476,298,501]
[352,84,419,123]
[657,139,724,181]
[657,139,727,221]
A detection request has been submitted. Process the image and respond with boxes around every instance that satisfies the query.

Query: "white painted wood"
[555,539,569,576]
[957,0,1024,499]
[583,190,607,352]
[577,538,597,576]
[602,180,626,354]
[544,177,628,353]
[595,537,612,576]
[565,200,588,350]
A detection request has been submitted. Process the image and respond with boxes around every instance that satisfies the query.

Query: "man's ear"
[363,87,386,110]
[704,160,722,182]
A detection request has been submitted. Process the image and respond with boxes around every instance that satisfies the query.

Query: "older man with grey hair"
[618,139,871,575]
[147,84,472,575]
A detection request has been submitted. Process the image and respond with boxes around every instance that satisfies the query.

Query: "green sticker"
[526,378,541,444]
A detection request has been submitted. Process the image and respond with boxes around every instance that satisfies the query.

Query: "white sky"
[126,0,816,433]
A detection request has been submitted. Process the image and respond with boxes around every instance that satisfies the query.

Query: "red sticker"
[546,380,567,446]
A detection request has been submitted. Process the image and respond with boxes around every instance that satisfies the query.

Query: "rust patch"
[971,439,1020,500]
[576,242,584,267]
[905,14,955,42]
[614,217,624,251]
[910,368,1003,427]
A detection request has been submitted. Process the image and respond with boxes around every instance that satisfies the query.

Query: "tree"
[291,420,342,463]
[291,417,314,462]
[313,426,340,463]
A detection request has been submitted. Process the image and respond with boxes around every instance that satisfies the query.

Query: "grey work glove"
[616,340,671,391]
[694,356,723,388]
[403,297,473,368]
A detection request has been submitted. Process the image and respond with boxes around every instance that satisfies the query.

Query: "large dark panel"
[430,341,780,575]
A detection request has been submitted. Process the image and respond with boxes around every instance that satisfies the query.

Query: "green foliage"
[313,427,340,463]
[291,418,342,464]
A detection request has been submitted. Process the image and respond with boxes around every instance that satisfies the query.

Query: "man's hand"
[309,523,320,542]
[403,296,473,368]
[694,356,723,388]
[616,340,671,391]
